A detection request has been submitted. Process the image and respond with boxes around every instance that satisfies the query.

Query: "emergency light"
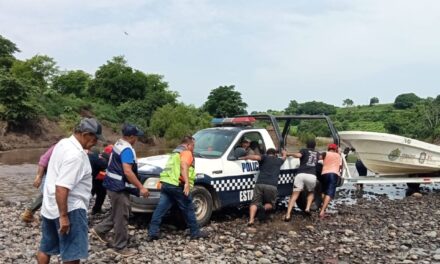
[211,117,256,127]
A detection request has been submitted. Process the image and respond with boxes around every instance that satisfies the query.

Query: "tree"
[142,74,178,119]
[419,95,440,141]
[342,98,354,107]
[393,93,421,109]
[0,35,20,69]
[284,100,299,114]
[11,55,58,90]
[297,101,337,115]
[52,70,91,96]
[0,71,40,124]
[369,97,379,106]
[150,104,211,143]
[202,85,247,117]
[89,56,177,107]
[89,56,146,104]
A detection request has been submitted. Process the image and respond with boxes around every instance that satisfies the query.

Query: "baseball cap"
[77,118,104,141]
[122,124,144,137]
[328,143,338,150]
[103,144,113,154]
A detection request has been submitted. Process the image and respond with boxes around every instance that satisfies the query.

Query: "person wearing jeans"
[148,182,199,237]
[147,136,208,241]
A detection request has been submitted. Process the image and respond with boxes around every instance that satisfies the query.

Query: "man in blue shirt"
[91,124,148,257]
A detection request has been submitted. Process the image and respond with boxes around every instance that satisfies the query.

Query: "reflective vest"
[103,139,139,196]
[160,145,196,187]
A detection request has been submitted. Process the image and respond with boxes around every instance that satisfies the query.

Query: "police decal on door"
[239,189,253,202]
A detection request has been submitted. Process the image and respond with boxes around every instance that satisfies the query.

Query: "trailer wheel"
[191,186,213,226]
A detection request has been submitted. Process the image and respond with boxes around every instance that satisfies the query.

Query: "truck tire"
[406,183,421,196]
[191,186,213,226]
[295,192,307,211]
[295,184,323,212]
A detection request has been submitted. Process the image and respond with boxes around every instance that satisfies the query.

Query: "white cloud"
[1,0,439,110]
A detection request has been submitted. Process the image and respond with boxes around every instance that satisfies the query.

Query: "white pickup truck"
[131,114,342,226]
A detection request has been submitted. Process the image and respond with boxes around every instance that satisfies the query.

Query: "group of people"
[28,117,347,263]
[28,117,207,263]
[241,138,343,226]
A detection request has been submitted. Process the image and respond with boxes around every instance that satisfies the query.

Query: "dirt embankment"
[0,119,154,151]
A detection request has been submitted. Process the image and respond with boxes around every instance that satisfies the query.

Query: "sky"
[1,0,439,112]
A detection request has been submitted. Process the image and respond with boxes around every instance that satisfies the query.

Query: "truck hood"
[137,154,170,175]
[138,154,221,176]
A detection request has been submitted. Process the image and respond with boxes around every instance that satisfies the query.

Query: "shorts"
[321,173,339,198]
[251,184,278,207]
[293,173,317,192]
[39,208,88,262]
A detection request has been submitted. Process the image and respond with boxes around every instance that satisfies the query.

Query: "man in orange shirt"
[147,136,208,241]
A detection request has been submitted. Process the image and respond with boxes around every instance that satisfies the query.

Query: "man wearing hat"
[37,118,104,264]
[92,124,149,257]
[319,143,342,219]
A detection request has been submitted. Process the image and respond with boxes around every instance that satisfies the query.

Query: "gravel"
[1,189,440,263]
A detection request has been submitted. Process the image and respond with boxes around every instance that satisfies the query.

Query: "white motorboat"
[339,131,440,175]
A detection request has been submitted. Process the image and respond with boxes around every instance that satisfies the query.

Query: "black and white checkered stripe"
[212,177,255,192]
[211,172,295,192]
[278,172,294,184]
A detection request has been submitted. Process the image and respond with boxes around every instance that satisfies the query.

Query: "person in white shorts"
[284,138,320,221]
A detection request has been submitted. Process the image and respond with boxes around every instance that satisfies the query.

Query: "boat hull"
[339,131,440,175]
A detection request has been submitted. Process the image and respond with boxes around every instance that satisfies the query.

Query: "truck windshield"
[193,129,238,159]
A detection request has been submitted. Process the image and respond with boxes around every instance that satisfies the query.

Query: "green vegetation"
[0,34,439,144]
[150,104,211,145]
[202,85,247,118]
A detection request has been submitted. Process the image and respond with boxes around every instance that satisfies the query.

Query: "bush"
[150,104,211,144]
[0,71,41,124]
[393,93,421,109]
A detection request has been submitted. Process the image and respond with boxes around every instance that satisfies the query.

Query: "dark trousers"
[91,179,107,213]
[27,193,43,213]
[148,182,200,237]
[94,191,130,250]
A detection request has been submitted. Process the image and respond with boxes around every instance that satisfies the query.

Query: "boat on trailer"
[339,131,440,176]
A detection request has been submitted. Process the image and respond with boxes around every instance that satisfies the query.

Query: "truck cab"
[131,114,341,226]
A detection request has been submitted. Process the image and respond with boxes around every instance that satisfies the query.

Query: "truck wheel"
[296,192,307,211]
[191,186,213,226]
[406,183,421,196]
[295,184,323,212]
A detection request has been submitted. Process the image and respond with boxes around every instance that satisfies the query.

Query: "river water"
[0,148,439,204]
[0,147,170,203]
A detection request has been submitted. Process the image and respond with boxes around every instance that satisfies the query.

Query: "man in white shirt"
[37,118,104,264]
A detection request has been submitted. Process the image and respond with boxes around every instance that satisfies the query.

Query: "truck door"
[217,131,266,207]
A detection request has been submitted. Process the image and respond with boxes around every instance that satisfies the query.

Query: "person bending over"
[240,148,287,226]
[284,138,319,221]
[319,143,342,219]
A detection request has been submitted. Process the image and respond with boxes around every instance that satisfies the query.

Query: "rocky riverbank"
[1,190,440,264]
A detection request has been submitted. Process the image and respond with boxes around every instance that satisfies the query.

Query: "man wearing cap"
[92,124,149,257]
[319,143,342,219]
[37,118,103,264]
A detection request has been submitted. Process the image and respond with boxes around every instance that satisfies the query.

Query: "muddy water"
[0,148,439,204]
[0,147,170,202]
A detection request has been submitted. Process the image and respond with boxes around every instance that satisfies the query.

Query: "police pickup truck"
[131,114,342,226]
